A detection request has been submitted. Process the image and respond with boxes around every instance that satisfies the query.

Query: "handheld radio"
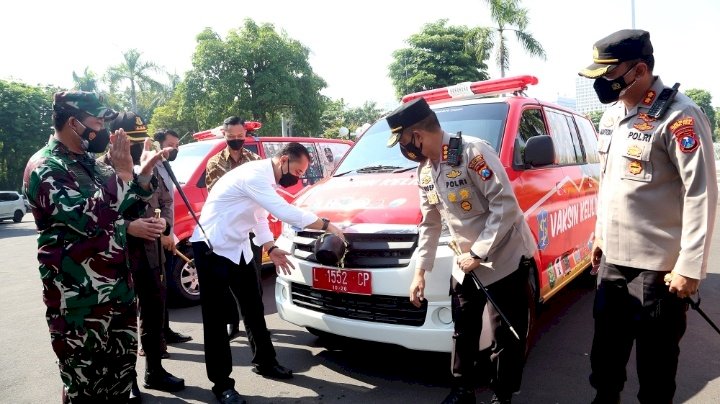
[647,83,680,119]
[447,132,463,166]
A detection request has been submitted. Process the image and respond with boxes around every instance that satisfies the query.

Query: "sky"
[1,0,719,111]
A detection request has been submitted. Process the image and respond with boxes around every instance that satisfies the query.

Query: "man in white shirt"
[190,142,345,404]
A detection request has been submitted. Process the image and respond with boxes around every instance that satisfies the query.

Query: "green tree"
[72,67,98,92]
[684,89,716,140]
[147,81,200,142]
[466,0,546,77]
[182,20,326,137]
[105,49,163,114]
[389,20,489,99]
[715,107,720,142]
[0,80,57,190]
[586,110,604,131]
[320,99,386,138]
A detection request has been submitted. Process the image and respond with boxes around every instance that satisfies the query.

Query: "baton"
[152,142,214,252]
[448,241,520,340]
[664,272,720,336]
[154,209,164,282]
[685,294,720,336]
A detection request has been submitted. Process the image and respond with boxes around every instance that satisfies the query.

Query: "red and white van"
[167,130,353,303]
[273,75,600,352]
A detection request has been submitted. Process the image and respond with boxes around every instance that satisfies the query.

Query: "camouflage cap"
[110,111,149,142]
[53,91,118,120]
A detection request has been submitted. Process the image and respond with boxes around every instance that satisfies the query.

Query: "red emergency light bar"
[192,121,263,140]
[401,75,539,104]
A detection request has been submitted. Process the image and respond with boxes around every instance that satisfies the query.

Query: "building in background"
[575,76,609,114]
[554,96,576,111]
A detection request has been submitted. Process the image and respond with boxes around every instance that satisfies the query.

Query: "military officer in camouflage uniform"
[579,29,717,404]
[386,98,537,404]
[23,92,166,403]
[205,116,263,339]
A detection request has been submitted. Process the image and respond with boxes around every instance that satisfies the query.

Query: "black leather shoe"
[165,329,192,344]
[227,324,242,340]
[591,391,620,404]
[216,388,247,404]
[252,363,293,379]
[440,387,475,404]
[143,369,185,392]
[128,379,142,403]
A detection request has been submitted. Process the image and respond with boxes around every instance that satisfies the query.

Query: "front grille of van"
[290,283,427,326]
[291,231,418,268]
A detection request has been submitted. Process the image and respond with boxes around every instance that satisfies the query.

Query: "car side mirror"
[523,135,555,168]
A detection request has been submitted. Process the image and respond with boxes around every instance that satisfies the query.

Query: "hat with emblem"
[110,111,149,142]
[53,91,117,120]
[385,97,434,147]
[579,29,654,79]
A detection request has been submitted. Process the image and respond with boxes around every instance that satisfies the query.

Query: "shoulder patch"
[467,155,486,171]
[670,117,699,153]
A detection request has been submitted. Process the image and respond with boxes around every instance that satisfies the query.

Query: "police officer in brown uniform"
[107,112,185,396]
[579,29,717,404]
[386,98,537,404]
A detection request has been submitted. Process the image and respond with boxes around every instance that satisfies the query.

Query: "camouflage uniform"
[23,137,153,402]
[205,146,261,192]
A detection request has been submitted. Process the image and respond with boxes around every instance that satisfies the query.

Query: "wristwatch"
[321,218,330,231]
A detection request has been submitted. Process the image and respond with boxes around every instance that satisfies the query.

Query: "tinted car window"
[514,108,548,166]
[336,103,509,174]
[575,116,600,164]
[546,109,582,165]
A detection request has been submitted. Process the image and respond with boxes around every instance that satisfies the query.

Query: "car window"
[336,102,509,175]
[169,141,219,184]
[575,116,600,164]
[0,192,19,201]
[514,108,548,167]
[545,108,583,165]
[262,142,325,186]
[319,143,351,175]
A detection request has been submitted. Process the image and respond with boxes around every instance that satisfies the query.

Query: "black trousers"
[590,259,687,404]
[193,241,277,396]
[163,248,174,334]
[450,258,531,397]
[226,233,264,328]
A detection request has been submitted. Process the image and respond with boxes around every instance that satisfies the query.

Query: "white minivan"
[0,191,26,223]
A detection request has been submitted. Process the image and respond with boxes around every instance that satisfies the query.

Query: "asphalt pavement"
[1,213,718,403]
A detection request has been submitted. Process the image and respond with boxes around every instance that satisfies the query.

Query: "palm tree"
[466,0,546,77]
[105,49,163,113]
[72,67,98,92]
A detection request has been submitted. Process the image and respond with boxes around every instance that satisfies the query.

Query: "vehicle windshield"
[335,102,509,175]
[168,141,218,184]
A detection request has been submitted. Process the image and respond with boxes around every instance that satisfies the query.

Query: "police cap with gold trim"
[386,97,433,147]
[110,111,149,142]
[579,29,653,79]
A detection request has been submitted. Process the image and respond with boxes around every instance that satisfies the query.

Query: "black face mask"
[227,139,245,150]
[278,159,300,187]
[399,132,427,162]
[593,64,638,104]
[74,119,110,153]
[167,149,179,161]
[130,142,144,165]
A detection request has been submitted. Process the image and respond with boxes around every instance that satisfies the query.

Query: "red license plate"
[312,267,372,295]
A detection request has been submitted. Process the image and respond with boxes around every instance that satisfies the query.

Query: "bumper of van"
[275,277,453,352]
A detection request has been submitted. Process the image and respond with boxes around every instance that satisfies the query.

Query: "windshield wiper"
[393,166,417,173]
[355,165,403,173]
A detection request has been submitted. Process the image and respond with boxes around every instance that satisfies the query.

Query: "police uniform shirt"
[416,131,537,286]
[596,77,718,280]
[189,158,318,265]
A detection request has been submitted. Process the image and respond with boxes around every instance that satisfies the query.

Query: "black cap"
[110,111,148,142]
[579,29,653,79]
[385,97,433,147]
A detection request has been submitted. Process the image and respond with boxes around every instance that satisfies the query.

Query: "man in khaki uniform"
[205,116,264,340]
[579,29,717,404]
[386,98,537,404]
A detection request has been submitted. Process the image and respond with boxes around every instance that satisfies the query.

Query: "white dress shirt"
[190,159,318,264]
